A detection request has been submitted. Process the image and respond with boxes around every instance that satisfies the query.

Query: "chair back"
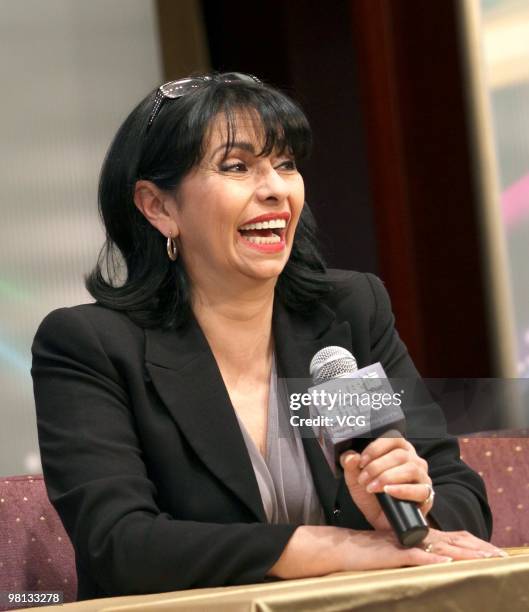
[459,430,529,547]
[0,474,76,610]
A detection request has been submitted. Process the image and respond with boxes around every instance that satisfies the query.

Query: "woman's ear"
[133,180,179,238]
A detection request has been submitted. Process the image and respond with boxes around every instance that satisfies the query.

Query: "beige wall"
[0,0,163,476]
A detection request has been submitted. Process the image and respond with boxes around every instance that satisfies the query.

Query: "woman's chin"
[234,242,290,280]
[237,258,288,282]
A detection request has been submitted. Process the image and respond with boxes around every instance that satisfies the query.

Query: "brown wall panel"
[156,0,210,79]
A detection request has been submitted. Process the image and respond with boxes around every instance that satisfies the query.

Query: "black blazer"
[31,270,491,600]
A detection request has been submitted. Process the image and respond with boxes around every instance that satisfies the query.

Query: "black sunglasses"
[147,72,262,129]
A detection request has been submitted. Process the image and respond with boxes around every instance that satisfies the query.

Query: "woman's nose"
[255,166,290,202]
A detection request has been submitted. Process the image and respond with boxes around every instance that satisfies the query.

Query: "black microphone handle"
[346,432,429,548]
[375,492,428,548]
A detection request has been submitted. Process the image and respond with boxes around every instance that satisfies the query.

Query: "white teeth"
[239,219,287,231]
[245,234,281,245]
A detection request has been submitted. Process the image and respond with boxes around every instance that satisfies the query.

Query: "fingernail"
[340,453,356,468]
[439,556,453,562]
[366,480,379,493]
[359,455,368,468]
[497,549,508,558]
[479,551,494,558]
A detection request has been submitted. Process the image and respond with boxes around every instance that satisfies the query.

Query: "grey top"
[235,355,326,525]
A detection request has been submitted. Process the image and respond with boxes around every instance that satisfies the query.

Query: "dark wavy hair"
[86,73,332,329]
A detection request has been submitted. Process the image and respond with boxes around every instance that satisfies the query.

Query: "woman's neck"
[190,281,275,371]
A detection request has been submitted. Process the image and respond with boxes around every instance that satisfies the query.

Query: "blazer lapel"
[144,317,267,522]
[272,298,352,521]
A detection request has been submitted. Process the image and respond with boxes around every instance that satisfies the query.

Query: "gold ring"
[422,484,435,506]
[423,543,434,553]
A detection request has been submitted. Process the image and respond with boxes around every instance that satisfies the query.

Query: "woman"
[32,73,499,601]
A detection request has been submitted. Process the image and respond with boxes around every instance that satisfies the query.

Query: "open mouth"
[237,218,287,245]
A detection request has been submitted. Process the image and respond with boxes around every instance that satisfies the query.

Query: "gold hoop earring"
[166,234,178,261]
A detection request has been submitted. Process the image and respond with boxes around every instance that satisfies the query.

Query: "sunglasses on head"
[147,72,262,129]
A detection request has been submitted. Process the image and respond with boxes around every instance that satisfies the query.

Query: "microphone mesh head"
[309,346,358,383]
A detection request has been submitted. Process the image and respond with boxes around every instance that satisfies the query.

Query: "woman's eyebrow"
[210,141,256,157]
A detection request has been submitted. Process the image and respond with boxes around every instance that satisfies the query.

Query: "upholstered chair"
[459,430,529,547]
[0,474,76,609]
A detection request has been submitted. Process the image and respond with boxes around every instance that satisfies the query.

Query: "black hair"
[86,73,332,329]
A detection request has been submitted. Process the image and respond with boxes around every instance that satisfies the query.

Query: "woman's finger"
[357,448,413,485]
[381,482,434,517]
[362,462,429,493]
[359,437,413,468]
[382,483,433,504]
[340,451,362,482]
[340,450,360,468]
[424,541,505,560]
[404,548,454,565]
[440,531,507,556]
[425,529,507,557]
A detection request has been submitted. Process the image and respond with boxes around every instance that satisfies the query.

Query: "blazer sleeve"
[32,308,296,597]
[364,273,493,540]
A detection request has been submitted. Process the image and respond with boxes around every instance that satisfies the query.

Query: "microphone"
[308,346,428,548]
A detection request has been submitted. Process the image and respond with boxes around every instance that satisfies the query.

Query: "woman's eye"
[220,162,247,172]
[276,159,297,171]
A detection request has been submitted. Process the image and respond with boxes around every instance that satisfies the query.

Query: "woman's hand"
[268,526,454,579]
[420,528,507,560]
[269,525,507,580]
[340,437,433,530]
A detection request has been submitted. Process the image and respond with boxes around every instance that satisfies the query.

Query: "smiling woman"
[32,73,497,602]
[133,112,305,293]
[86,73,327,330]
